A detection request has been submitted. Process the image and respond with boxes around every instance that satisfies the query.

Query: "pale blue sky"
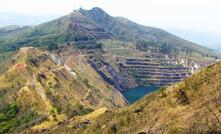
[0,0,220,49]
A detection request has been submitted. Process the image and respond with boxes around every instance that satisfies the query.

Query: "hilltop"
[52,61,221,134]
[80,7,218,57]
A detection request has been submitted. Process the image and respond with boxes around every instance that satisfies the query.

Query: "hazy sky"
[0,0,220,49]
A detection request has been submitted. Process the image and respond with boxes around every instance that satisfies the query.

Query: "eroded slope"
[54,62,221,134]
[0,47,126,133]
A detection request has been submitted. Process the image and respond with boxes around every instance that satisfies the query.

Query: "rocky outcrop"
[87,54,136,92]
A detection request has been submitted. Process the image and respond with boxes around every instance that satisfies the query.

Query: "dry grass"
[0,47,127,133]
[54,62,221,134]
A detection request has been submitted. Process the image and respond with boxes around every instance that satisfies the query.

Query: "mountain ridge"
[0,7,219,58]
[0,47,126,133]
[80,7,219,57]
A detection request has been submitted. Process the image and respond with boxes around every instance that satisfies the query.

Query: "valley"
[0,7,220,134]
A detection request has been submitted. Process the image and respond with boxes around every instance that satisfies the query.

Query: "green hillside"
[0,7,220,58]
[80,7,219,58]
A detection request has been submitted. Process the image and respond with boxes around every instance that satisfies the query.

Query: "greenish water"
[122,86,159,104]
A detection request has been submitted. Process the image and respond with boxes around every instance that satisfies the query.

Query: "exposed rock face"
[85,46,204,92]
[88,54,137,91]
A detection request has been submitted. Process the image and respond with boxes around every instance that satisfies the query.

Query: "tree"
[47,41,58,51]
[159,43,172,54]
[136,40,159,51]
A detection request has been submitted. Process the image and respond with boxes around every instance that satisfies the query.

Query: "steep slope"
[80,7,219,58]
[54,62,221,134]
[0,47,126,133]
[79,7,220,89]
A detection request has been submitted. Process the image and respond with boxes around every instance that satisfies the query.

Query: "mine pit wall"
[50,49,200,93]
[87,56,136,92]
[119,58,195,87]
[50,47,204,93]
[86,54,200,92]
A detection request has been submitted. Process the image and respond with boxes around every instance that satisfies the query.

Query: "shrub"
[136,40,159,51]
[158,87,167,98]
[78,105,94,116]
[65,104,78,117]
[109,122,117,133]
[0,102,19,133]
[176,90,190,105]
[50,108,57,117]
[159,43,172,54]
[47,41,58,51]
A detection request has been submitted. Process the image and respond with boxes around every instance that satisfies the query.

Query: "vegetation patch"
[158,86,167,98]
[176,89,190,105]
[0,102,40,133]
[78,104,94,116]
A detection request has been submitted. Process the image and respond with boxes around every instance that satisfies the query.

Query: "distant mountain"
[0,12,60,27]
[0,25,20,31]
[52,61,221,134]
[80,7,218,57]
[0,7,219,58]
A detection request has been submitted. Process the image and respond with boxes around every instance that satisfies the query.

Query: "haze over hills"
[0,7,221,133]
[0,12,60,27]
[166,28,221,50]
[216,48,221,52]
